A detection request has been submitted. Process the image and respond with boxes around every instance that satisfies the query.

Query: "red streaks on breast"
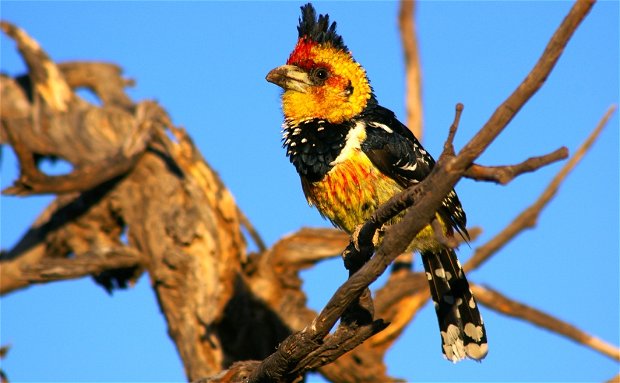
[302,154,404,233]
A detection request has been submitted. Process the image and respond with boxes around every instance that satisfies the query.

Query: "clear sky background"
[1,1,618,382]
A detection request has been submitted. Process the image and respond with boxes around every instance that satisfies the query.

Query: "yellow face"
[266,38,372,125]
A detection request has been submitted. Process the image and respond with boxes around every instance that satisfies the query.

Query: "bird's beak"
[266,65,311,93]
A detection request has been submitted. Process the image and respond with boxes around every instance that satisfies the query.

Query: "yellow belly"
[302,154,442,251]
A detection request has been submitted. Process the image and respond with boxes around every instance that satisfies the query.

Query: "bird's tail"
[421,248,488,362]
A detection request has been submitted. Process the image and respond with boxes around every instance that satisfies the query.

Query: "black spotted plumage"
[283,119,353,182]
[360,105,469,241]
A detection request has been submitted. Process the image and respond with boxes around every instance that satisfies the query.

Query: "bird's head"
[266,3,373,125]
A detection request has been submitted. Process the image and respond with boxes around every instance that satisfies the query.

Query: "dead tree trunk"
[0,21,248,378]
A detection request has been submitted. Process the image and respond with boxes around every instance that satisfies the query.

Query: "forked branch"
[464,104,617,273]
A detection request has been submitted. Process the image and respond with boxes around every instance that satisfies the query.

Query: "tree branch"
[399,0,423,139]
[20,246,143,285]
[2,102,158,196]
[57,62,135,108]
[1,187,126,295]
[465,147,569,185]
[1,22,161,196]
[0,21,72,112]
[451,0,595,172]
[464,104,617,273]
[472,284,620,362]
[237,207,267,253]
[270,227,348,269]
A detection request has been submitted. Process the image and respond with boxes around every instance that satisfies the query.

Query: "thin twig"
[237,206,267,253]
[449,0,595,172]
[291,315,387,376]
[465,104,617,273]
[443,103,464,157]
[355,0,595,263]
[465,147,569,185]
[472,284,620,362]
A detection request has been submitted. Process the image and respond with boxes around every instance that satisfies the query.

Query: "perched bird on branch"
[266,3,487,362]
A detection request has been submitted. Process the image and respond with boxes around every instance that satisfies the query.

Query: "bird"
[266,3,487,362]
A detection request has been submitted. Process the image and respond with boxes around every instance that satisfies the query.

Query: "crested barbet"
[266,3,488,362]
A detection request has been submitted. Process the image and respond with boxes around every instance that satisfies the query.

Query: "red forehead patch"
[286,38,317,70]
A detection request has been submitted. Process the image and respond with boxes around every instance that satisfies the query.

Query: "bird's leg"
[343,224,381,274]
[341,226,377,327]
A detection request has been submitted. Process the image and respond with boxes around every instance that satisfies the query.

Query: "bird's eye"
[312,67,329,83]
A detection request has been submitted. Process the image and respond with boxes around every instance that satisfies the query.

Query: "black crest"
[297,3,347,50]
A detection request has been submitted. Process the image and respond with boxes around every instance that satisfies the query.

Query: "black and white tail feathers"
[421,248,488,362]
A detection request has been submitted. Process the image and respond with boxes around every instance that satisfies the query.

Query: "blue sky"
[1,1,618,382]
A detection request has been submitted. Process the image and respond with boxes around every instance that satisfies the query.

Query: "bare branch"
[237,206,267,253]
[465,104,617,273]
[196,361,261,383]
[58,62,135,108]
[270,227,348,268]
[443,103,464,157]
[368,272,428,350]
[472,284,620,362]
[248,253,390,382]
[352,0,597,260]
[2,101,161,196]
[398,0,423,139]
[0,190,123,295]
[290,313,388,377]
[0,21,73,111]
[244,227,400,382]
[20,246,143,285]
[450,0,595,172]
[0,22,168,197]
[465,147,569,185]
